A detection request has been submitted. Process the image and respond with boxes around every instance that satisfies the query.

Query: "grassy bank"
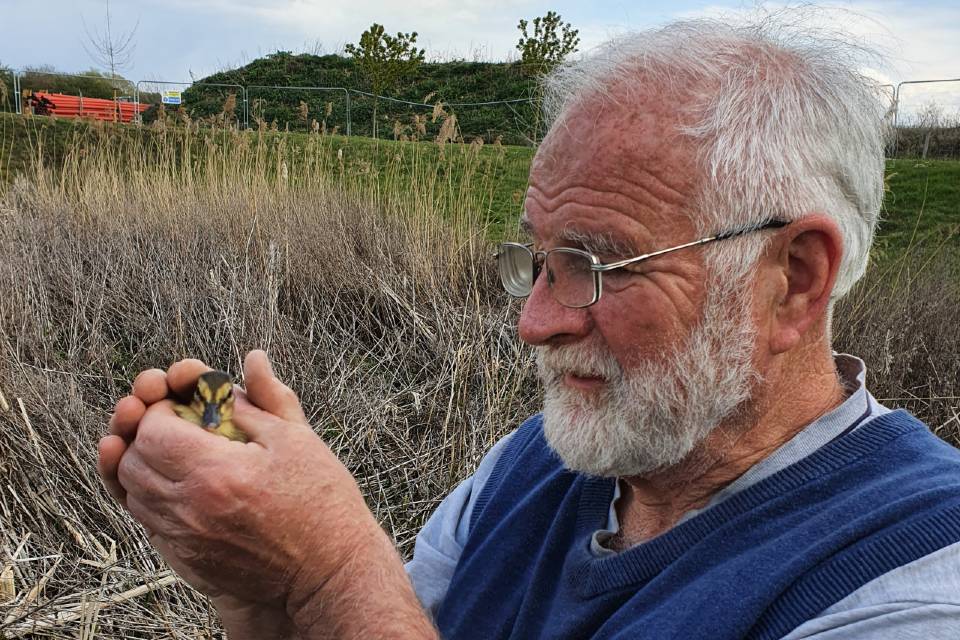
[0,111,957,636]
[0,112,533,237]
[2,112,958,251]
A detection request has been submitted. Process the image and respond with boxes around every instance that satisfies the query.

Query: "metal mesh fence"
[10,70,138,119]
[344,91,537,145]
[4,67,959,158]
[133,80,246,128]
[893,79,960,160]
[246,85,350,135]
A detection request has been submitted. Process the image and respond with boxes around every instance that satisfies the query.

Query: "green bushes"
[17,67,135,100]
[196,53,539,144]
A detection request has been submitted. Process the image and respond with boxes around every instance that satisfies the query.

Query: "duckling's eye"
[225,388,233,398]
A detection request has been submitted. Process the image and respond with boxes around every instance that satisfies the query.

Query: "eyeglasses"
[496,219,789,308]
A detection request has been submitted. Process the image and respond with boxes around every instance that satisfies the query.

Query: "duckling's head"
[190,370,235,429]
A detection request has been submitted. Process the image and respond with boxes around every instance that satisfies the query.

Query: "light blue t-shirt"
[405,354,960,637]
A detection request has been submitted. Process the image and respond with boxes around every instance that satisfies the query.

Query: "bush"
[17,66,135,100]
[893,126,960,160]
[0,63,14,113]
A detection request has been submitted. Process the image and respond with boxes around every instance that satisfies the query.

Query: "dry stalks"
[0,126,537,636]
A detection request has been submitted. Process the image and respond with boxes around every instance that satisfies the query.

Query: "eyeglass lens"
[547,249,596,307]
[498,244,536,297]
[497,244,596,307]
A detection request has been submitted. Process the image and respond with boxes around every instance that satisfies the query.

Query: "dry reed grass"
[0,121,957,637]
[0,125,537,636]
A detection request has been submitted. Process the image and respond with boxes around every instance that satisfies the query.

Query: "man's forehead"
[530,118,694,221]
[535,95,689,174]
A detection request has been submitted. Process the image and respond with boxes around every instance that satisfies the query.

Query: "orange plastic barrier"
[31,92,149,123]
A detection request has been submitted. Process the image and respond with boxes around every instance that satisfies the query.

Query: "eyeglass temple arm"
[594,219,789,272]
[714,219,789,240]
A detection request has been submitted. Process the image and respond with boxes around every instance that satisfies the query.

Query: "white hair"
[541,12,890,300]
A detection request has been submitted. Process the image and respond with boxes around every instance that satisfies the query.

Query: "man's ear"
[768,214,843,355]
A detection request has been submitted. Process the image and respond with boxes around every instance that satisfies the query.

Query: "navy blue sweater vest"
[434,410,960,639]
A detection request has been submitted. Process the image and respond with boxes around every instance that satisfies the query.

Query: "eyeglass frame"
[497,219,790,308]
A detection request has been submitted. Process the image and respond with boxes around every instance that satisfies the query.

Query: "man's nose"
[517,270,593,347]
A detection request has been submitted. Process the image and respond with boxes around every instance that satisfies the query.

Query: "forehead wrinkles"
[533,92,697,211]
[527,171,688,216]
[523,173,689,247]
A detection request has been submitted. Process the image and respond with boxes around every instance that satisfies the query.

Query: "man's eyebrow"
[557,227,638,256]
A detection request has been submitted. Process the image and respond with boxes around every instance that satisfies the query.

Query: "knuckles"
[134,404,174,452]
[183,461,257,520]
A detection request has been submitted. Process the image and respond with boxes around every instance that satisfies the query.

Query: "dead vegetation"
[0,122,956,637]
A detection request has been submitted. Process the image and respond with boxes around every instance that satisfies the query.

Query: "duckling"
[172,370,247,442]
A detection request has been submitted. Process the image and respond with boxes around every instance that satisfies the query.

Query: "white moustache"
[536,343,623,383]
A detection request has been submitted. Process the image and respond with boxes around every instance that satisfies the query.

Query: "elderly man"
[99,18,960,640]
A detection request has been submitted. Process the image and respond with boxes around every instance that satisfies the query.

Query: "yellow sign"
[161,90,182,105]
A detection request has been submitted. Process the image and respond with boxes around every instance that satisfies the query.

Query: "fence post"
[242,86,250,130]
[892,82,903,156]
[13,69,21,115]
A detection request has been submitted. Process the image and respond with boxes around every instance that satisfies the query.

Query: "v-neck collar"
[570,410,922,598]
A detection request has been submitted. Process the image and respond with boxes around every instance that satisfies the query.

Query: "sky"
[1,0,958,118]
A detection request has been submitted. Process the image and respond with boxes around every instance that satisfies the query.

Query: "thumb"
[241,350,308,425]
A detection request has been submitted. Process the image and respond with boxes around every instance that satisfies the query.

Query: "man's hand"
[98,350,436,639]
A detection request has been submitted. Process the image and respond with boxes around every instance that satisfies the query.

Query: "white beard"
[537,280,760,478]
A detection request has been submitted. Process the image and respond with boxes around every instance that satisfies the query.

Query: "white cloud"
[158,0,542,60]
[668,2,960,118]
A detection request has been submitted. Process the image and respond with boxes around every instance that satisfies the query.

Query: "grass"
[0,112,957,636]
[0,113,540,637]
[878,158,960,255]
[0,111,533,238]
[2,111,958,250]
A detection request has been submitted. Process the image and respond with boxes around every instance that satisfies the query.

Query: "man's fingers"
[110,395,147,441]
[132,369,170,405]
[242,350,307,424]
[97,435,128,507]
[117,442,181,500]
[231,391,292,443]
[133,400,226,480]
[167,359,212,398]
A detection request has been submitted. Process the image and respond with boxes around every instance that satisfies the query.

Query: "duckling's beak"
[202,403,221,428]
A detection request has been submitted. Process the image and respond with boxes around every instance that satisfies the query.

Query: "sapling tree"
[516,11,580,76]
[345,23,425,138]
[516,11,580,142]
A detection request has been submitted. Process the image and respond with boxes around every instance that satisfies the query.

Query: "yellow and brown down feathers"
[172,370,247,442]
